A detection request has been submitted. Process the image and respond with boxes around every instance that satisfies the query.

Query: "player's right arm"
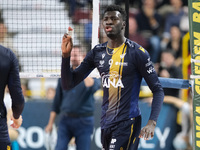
[61,28,96,90]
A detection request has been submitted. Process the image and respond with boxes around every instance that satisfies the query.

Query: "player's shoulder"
[0,45,16,58]
[85,43,106,59]
[126,39,148,55]
[0,45,8,54]
[90,42,107,55]
[93,42,107,50]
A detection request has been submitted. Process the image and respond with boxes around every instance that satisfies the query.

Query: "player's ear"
[123,21,126,26]
[121,21,126,30]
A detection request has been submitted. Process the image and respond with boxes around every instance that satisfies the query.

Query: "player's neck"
[107,37,126,48]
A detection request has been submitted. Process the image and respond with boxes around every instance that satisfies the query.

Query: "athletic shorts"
[101,115,141,150]
[0,142,11,150]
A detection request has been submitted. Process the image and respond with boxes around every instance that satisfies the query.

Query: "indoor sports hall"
[0,0,199,150]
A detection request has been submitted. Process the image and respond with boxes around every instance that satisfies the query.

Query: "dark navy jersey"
[0,45,24,142]
[62,39,164,129]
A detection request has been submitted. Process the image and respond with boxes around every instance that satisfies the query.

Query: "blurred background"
[0,0,192,150]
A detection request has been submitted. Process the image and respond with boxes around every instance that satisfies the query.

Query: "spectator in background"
[21,79,30,102]
[156,50,182,98]
[129,16,149,50]
[170,96,192,150]
[46,87,56,101]
[179,6,189,35]
[165,25,183,67]
[142,95,192,150]
[0,45,24,150]
[156,0,174,18]
[45,46,101,150]
[161,0,184,50]
[60,0,91,18]
[136,0,162,63]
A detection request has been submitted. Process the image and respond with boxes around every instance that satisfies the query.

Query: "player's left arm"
[135,46,164,140]
[8,50,25,120]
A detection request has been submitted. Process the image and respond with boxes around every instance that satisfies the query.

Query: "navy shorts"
[0,142,11,150]
[101,115,141,150]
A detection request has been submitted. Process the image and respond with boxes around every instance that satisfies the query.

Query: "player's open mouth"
[106,27,112,32]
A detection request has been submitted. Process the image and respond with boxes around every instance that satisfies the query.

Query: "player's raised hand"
[139,120,156,140]
[61,26,74,58]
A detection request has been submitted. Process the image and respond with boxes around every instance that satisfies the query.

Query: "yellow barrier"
[182,32,191,101]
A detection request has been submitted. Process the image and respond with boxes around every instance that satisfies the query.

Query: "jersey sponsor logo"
[7,145,11,150]
[110,138,117,149]
[147,66,155,74]
[111,138,116,144]
[99,60,105,67]
[139,46,145,53]
[101,72,124,88]
[108,59,128,67]
[145,58,152,67]
[102,53,106,59]
[115,61,128,66]
[120,53,126,59]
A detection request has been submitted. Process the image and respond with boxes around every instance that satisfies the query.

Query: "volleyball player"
[61,5,164,150]
[0,45,24,150]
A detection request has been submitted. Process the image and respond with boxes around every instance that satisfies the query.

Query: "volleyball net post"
[188,0,200,149]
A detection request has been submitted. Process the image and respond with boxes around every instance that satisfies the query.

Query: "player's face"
[102,11,124,39]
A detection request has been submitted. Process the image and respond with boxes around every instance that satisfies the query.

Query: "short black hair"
[103,4,127,21]
[162,49,176,58]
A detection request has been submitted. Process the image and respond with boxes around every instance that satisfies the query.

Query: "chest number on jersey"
[109,59,113,68]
